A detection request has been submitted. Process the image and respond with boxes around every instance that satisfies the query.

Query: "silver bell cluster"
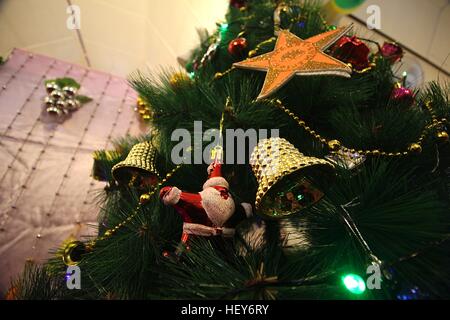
[44,82,81,116]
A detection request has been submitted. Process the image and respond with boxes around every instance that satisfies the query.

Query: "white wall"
[0,0,229,76]
[353,0,450,73]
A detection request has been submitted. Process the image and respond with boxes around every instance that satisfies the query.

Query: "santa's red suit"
[160,162,252,239]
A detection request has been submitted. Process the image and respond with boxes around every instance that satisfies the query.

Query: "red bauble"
[228,37,248,57]
[380,42,403,63]
[193,59,200,71]
[230,0,246,9]
[331,36,370,71]
[391,86,415,106]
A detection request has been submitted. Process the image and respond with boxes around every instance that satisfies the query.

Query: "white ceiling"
[0,0,229,76]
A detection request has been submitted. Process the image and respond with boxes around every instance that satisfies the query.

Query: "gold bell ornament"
[111,141,160,186]
[62,241,92,266]
[250,137,335,218]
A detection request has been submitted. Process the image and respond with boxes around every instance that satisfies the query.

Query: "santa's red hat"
[208,162,222,178]
[204,162,228,190]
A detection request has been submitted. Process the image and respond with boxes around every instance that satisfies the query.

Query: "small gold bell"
[56,99,67,111]
[65,99,81,111]
[328,140,341,151]
[46,106,63,116]
[62,86,78,98]
[44,96,55,107]
[50,90,65,101]
[408,143,422,154]
[45,82,60,94]
[436,131,449,143]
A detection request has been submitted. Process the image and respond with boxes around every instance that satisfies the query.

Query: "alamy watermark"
[66,5,81,30]
[66,266,81,290]
[366,263,382,290]
[366,5,381,30]
[64,4,382,34]
[170,121,279,165]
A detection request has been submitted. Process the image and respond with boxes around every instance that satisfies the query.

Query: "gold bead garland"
[270,99,448,158]
[214,66,236,80]
[248,37,276,58]
[215,36,277,80]
[349,62,376,74]
[437,131,449,143]
[87,165,182,247]
[424,101,449,143]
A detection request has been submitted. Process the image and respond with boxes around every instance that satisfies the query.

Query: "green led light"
[327,25,337,31]
[188,72,195,79]
[220,23,229,33]
[342,274,366,295]
[334,0,366,10]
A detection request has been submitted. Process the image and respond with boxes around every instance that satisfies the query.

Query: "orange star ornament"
[233,25,353,100]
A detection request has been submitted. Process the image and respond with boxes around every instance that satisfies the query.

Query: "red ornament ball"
[193,59,200,71]
[230,0,246,9]
[228,37,248,57]
[391,86,415,106]
[332,36,370,71]
[380,42,403,63]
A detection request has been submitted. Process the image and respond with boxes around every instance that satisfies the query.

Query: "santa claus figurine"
[159,161,252,244]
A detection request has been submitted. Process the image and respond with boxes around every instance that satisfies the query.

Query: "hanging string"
[339,197,382,266]
[66,0,91,67]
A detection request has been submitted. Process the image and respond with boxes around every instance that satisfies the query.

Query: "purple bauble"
[230,0,246,9]
[381,42,404,63]
[391,86,415,106]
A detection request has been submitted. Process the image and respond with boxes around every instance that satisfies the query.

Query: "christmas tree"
[9,0,450,300]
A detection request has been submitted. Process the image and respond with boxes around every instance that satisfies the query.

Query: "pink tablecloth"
[0,48,145,294]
